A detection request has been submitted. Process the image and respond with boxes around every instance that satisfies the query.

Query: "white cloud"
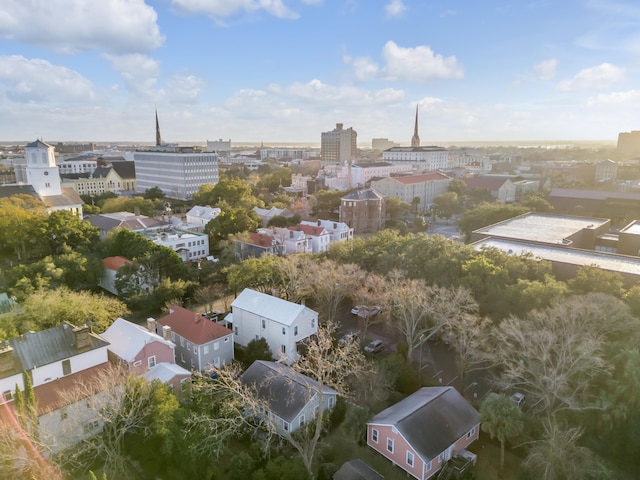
[344,41,463,82]
[381,41,463,81]
[170,0,300,20]
[103,54,161,98]
[166,75,206,104]
[385,0,406,18]
[534,59,558,81]
[0,0,163,54]
[586,89,640,106]
[0,55,95,103]
[556,63,625,91]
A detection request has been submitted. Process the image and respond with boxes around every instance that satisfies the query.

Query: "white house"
[228,289,318,364]
[185,205,221,230]
[300,219,353,243]
[289,224,331,253]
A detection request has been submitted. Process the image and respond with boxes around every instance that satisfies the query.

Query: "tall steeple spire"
[155,109,163,146]
[411,105,420,147]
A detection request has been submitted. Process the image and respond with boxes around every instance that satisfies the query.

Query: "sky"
[1,0,640,145]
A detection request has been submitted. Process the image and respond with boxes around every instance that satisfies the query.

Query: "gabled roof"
[110,160,136,178]
[25,139,52,149]
[85,212,170,232]
[388,172,451,185]
[42,188,83,207]
[101,318,174,362]
[102,256,133,271]
[241,231,276,248]
[186,205,221,219]
[239,360,338,423]
[333,460,384,480]
[143,362,191,383]
[156,305,232,345]
[0,184,38,199]
[231,288,317,326]
[1,322,109,379]
[369,387,479,462]
[290,224,329,236]
[91,166,113,178]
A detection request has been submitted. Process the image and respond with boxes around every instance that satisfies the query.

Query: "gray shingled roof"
[239,360,337,423]
[1,322,109,379]
[42,188,83,207]
[341,189,384,201]
[110,160,135,178]
[0,184,38,198]
[333,460,384,480]
[92,166,112,178]
[25,139,52,149]
[369,387,479,462]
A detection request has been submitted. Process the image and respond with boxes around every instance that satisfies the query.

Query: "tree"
[43,210,101,255]
[522,193,554,212]
[242,337,273,369]
[568,265,626,298]
[523,420,609,480]
[101,196,156,216]
[194,177,258,208]
[385,197,411,221]
[206,208,260,245]
[350,273,388,341]
[432,191,462,219]
[310,190,346,218]
[226,255,282,296]
[187,321,371,479]
[490,293,637,415]
[59,367,180,478]
[480,393,524,471]
[143,186,166,200]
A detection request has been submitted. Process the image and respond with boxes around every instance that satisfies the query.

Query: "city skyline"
[1,1,640,144]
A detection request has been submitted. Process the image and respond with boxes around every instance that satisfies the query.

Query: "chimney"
[195,313,201,324]
[0,343,15,374]
[147,318,156,334]
[162,325,172,341]
[73,324,92,350]
[317,220,321,226]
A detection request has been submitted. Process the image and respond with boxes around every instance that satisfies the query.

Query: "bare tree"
[490,293,635,415]
[191,283,227,313]
[351,273,388,341]
[187,320,371,479]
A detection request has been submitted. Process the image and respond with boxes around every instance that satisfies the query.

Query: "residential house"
[253,206,287,226]
[264,227,311,255]
[85,212,170,239]
[236,231,278,259]
[0,322,112,451]
[228,288,318,364]
[289,223,331,253]
[333,459,384,480]
[300,219,354,243]
[154,305,234,372]
[340,188,386,234]
[143,362,192,400]
[99,256,132,296]
[367,386,480,480]
[462,175,516,203]
[185,205,221,231]
[239,360,338,435]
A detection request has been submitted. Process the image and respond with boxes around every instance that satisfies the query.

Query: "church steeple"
[155,109,163,147]
[411,105,420,147]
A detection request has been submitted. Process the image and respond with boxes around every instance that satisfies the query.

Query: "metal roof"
[231,288,317,327]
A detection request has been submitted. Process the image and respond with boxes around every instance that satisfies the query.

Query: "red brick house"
[367,387,480,480]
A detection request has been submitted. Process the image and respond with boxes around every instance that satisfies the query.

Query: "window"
[386,438,394,453]
[203,345,209,355]
[312,318,315,328]
[133,360,142,367]
[234,326,238,335]
[406,451,414,467]
[328,396,335,409]
[294,326,298,336]
[193,345,198,353]
[225,337,229,342]
[180,337,185,347]
[214,341,219,351]
[283,421,289,432]
[2,390,12,402]
[62,359,71,376]
[426,461,432,471]
[371,428,378,443]
[281,345,286,354]
[282,327,286,335]
[299,414,305,427]
[467,426,476,439]
[148,355,156,368]
[171,332,176,342]
[262,319,266,329]
[438,453,444,463]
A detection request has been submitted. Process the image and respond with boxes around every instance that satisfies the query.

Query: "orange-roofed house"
[99,256,154,297]
[235,231,278,260]
[288,224,331,253]
[154,305,234,372]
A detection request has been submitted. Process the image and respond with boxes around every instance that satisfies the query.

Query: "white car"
[351,305,382,318]
[364,339,384,354]
[510,392,525,407]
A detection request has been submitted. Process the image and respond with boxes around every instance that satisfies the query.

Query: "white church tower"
[25,139,61,197]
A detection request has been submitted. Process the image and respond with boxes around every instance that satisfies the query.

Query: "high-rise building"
[617,130,640,157]
[133,113,219,200]
[321,123,357,165]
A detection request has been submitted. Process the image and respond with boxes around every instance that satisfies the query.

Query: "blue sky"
[1,0,640,145]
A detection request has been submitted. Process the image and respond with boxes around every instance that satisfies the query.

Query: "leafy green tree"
[385,196,411,221]
[101,196,156,216]
[505,274,569,317]
[242,337,273,369]
[0,195,47,261]
[458,202,529,242]
[522,193,554,212]
[226,255,281,296]
[568,265,626,298]
[480,393,524,471]
[432,191,462,219]
[256,167,292,193]
[143,186,166,200]
[310,189,346,217]
[206,208,260,245]
[43,210,101,255]
[195,177,257,208]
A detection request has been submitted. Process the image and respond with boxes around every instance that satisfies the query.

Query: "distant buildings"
[617,130,640,157]
[382,146,448,172]
[372,138,399,150]
[60,160,136,197]
[371,172,452,212]
[321,123,357,165]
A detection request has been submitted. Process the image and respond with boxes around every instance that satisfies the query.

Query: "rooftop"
[101,318,174,362]
[157,305,233,345]
[231,288,317,327]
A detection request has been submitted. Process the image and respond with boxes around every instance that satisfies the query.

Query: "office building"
[382,146,448,172]
[321,123,357,165]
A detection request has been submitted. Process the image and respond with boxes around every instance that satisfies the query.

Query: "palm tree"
[479,393,524,471]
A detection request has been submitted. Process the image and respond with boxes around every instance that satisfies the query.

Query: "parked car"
[338,330,360,345]
[351,305,382,317]
[364,339,384,354]
[510,392,525,407]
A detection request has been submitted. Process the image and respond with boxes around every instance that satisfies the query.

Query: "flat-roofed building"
[382,146,448,172]
[371,172,451,213]
[133,146,218,200]
[321,123,357,165]
[470,212,611,250]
